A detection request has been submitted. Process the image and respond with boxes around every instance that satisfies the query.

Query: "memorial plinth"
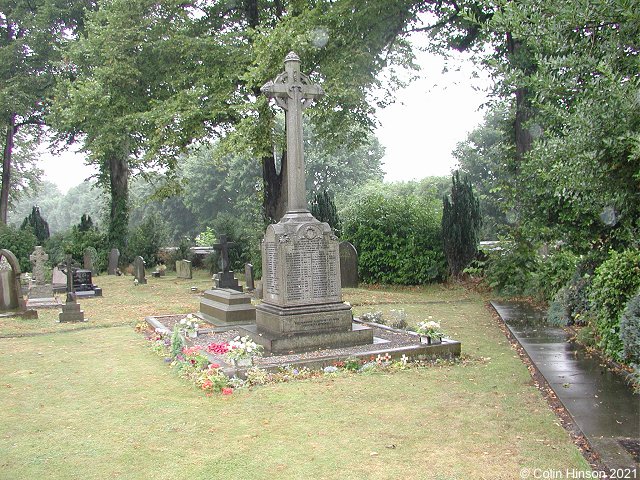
[196,288,255,331]
[241,212,372,354]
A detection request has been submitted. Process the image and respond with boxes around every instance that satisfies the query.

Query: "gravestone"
[239,53,372,354]
[244,263,255,291]
[133,256,147,284]
[83,247,99,276]
[72,269,102,298]
[107,248,120,275]
[212,235,241,292]
[26,246,61,309]
[58,255,86,323]
[339,241,359,288]
[52,267,67,293]
[0,250,28,313]
[175,259,192,279]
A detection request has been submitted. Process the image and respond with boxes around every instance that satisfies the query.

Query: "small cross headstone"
[58,254,86,322]
[133,256,147,285]
[107,248,120,275]
[212,235,241,291]
[29,246,49,285]
[244,263,255,291]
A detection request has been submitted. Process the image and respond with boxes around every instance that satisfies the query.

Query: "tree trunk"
[107,152,129,252]
[0,113,16,224]
[262,151,287,223]
[506,33,534,165]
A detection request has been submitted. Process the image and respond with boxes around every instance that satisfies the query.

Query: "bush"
[531,249,579,302]
[46,226,107,271]
[341,189,445,285]
[0,224,37,272]
[589,249,640,361]
[126,214,167,266]
[620,292,640,364]
[484,234,539,297]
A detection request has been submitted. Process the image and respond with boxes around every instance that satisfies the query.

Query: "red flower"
[221,387,233,395]
[201,379,213,390]
[208,363,220,370]
[206,343,230,355]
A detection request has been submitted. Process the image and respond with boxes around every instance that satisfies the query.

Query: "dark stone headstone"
[134,256,147,285]
[107,248,120,275]
[212,235,241,292]
[339,241,359,288]
[71,269,102,297]
[244,263,255,291]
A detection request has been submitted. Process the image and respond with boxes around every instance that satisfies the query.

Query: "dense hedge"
[341,190,445,285]
[589,249,640,361]
[0,224,37,272]
[620,292,640,365]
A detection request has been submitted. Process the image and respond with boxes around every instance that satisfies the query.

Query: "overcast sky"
[37,43,490,193]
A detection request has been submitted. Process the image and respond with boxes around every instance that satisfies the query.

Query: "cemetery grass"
[0,275,589,479]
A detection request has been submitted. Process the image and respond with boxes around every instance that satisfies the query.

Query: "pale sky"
[38,44,490,193]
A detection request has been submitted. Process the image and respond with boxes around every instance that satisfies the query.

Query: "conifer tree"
[442,171,481,277]
[310,190,341,236]
[20,206,50,244]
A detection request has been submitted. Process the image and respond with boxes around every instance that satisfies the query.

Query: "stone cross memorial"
[58,254,86,322]
[212,234,241,292]
[26,246,60,309]
[239,52,372,354]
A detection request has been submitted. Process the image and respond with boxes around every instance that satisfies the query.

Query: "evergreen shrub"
[620,292,640,364]
[341,190,445,285]
[0,224,37,272]
[589,249,640,360]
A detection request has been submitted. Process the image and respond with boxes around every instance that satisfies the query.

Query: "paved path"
[491,301,639,471]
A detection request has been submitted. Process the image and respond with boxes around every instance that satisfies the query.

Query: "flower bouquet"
[225,336,263,367]
[415,319,445,345]
[179,314,199,338]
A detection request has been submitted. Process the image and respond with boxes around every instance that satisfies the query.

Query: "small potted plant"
[179,314,199,338]
[225,336,263,367]
[416,319,445,345]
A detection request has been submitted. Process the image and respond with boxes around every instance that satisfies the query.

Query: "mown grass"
[0,273,589,479]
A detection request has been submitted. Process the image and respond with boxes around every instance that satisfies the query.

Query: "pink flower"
[221,387,233,395]
[208,363,220,370]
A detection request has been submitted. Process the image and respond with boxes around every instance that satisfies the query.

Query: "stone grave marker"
[134,256,147,285]
[212,234,241,291]
[52,267,67,293]
[83,247,99,276]
[27,246,60,309]
[339,241,359,288]
[58,255,86,322]
[73,269,102,298]
[107,248,119,275]
[238,52,372,354]
[0,250,27,312]
[244,263,255,291]
[176,259,192,279]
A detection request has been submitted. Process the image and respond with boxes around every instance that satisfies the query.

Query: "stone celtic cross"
[212,234,235,273]
[261,52,324,213]
[29,246,49,285]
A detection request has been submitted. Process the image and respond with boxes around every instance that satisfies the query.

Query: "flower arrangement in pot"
[225,336,263,367]
[416,319,446,345]
[179,314,199,338]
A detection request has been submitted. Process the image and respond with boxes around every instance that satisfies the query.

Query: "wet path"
[491,301,640,471]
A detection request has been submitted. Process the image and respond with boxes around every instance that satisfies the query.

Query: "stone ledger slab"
[195,288,255,331]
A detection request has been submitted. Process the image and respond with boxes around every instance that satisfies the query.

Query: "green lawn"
[0,273,589,479]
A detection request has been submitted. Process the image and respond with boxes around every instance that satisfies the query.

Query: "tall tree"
[0,0,92,224]
[442,170,481,277]
[52,0,421,235]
